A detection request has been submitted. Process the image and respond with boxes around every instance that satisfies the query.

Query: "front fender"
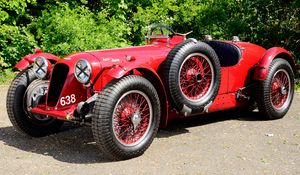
[93,63,169,127]
[93,63,157,91]
[15,49,60,70]
[253,47,296,80]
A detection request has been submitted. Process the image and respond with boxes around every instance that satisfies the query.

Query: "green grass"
[0,69,16,85]
[296,79,300,92]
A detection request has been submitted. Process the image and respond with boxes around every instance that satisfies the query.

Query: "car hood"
[85,44,172,67]
[55,43,172,84]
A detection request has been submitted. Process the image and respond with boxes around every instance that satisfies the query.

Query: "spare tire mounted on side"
[163,39,221,115]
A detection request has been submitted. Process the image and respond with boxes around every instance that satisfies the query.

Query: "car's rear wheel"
[92,75,160,160]
[163,40,221,114]
[256,58,294,119]
[6,69,64,137]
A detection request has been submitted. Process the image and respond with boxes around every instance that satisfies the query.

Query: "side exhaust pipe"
[76,93,98,117]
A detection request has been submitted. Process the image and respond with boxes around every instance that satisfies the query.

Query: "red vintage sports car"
[7,25,296,160]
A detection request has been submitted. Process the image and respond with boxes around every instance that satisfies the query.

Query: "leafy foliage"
[29,3,130,57]
[133,0,300,58]
[0,0,36,25]
[0,25,36,68]
[235,0,300,59]
[0,0,299,71]
[296,79,300,91]
[0,0,37,69]
[0,68,15,85]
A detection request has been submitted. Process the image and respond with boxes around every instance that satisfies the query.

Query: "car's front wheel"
[6,69,64,137]
[92,75,161,160]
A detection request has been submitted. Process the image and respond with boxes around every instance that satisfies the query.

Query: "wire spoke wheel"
[112,90,153,146]
[270,69,291,110]
[163,41,220,112]
[256,58,294,119]
[179,53,214,102]
[92,75,160,160]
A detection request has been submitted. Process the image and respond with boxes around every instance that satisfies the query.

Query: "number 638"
[60,94,76,106]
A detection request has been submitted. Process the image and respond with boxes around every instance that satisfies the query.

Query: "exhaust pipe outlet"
[77,94,98,115]
[77,102,90,115]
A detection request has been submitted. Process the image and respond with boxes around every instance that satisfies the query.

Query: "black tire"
[163,40,221,114]
[92,75,161,160]
[256,58,295,119]
[6,69,64,137]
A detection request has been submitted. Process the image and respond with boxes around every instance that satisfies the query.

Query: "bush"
[0,0,298,70]
[236,0,300,59]
[132,0,300,60]
[0,68,15,85]
[29,4,131,57]
[0,25,36,69]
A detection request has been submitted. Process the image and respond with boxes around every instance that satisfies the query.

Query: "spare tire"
[163,39,221,115]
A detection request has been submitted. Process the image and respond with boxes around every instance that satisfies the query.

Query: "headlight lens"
[33,56,49,79]
[74,59,92,84]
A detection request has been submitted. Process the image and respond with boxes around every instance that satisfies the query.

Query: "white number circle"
[60,94,76,106]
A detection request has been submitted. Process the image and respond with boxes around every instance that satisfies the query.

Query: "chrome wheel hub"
[281,86,287,95]
[131,111,142,130]
[112,90,153,146]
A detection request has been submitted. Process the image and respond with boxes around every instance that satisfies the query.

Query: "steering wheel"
[145,24,175,40]
[145,24,193,42]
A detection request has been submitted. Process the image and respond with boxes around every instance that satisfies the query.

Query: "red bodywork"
[16,36,295,127]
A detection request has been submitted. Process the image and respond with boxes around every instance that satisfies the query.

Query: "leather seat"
[205,41,242,67]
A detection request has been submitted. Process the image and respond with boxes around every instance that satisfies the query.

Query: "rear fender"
[94,64,169,127]
[15,49,60,70]
[253,47,296,80]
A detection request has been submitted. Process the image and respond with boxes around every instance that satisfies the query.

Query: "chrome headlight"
[33,56,49,79]
[74,59,92,84]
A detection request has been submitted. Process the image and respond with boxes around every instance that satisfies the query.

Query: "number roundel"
[60,94,76,106]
